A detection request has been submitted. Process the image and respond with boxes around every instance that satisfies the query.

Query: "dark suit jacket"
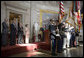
[49,24,56,40]
[10,23,17,35]
[2,22,8,34]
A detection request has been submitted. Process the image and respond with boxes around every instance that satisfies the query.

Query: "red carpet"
[1,42,51,57]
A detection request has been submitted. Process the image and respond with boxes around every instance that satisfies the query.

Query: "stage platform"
[1,42,51,57]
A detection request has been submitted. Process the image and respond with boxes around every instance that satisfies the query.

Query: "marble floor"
[9,43,83,57]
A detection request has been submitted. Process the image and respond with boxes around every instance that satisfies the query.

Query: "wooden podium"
[44,30,51,45]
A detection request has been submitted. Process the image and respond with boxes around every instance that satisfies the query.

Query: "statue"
[34,22,39,42]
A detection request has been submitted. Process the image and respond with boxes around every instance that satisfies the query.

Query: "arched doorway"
[9,12,23,44]
[9,12,22,31]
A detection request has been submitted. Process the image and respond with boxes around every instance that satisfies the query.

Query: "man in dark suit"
[75,29,80,46]
[40,27,44,41]
[58,23,64,52]
[49,19,57,56]
[2,19,9,46]
[59,22,67,50]
[10,19,17,46]
[70,28,75,47]
[18,22,23,44]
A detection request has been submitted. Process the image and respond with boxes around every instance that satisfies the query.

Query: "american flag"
[60,1,64,15]
[59,1,64,23]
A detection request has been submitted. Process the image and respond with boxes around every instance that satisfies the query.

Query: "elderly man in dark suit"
[2,19,9,46]
[10,19,17,46]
